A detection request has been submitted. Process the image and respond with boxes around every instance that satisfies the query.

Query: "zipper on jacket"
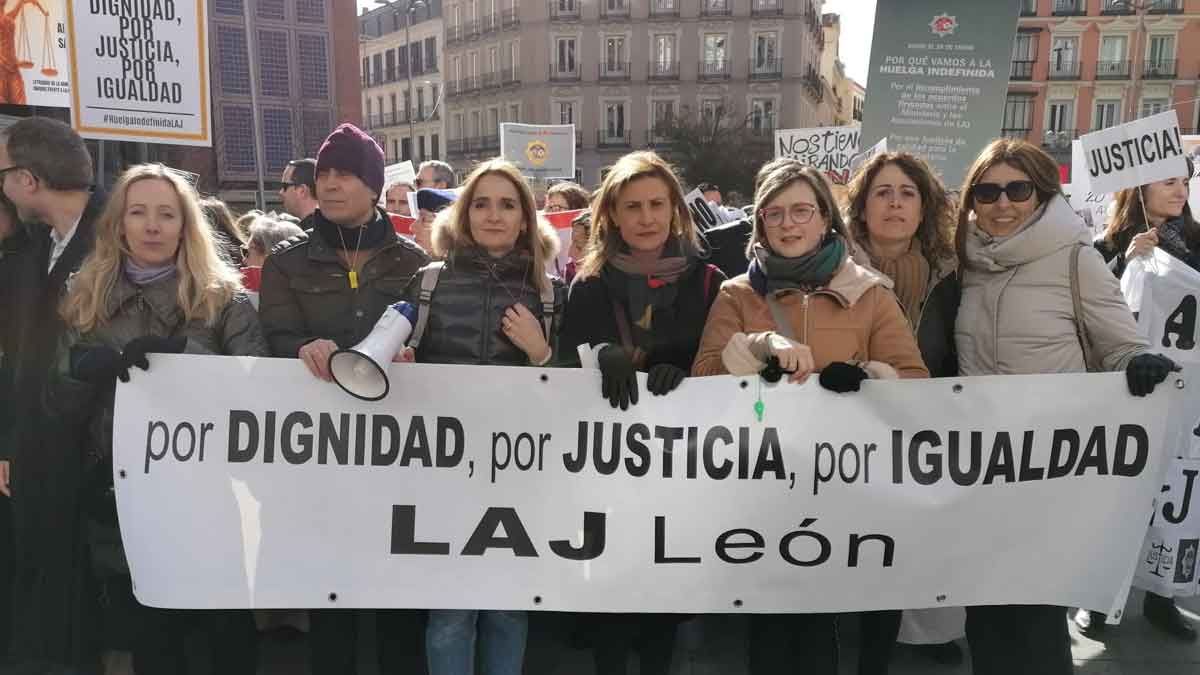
[482,275,493,364]
[801,293,810,344]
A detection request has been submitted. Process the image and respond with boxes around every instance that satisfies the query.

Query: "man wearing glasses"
[280,158,319,223]
[415,159,456,190]
[0,116,107,673]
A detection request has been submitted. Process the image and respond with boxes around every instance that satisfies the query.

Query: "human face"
[613,176,673,255]
[544,193,570,213]
[316,167,377,226]
[569,222,589,260]
[761,181,829,258]
[278,166,302,217]
[702,189,722,205]
[0,145,37,222]
[417,167,447,190]
[386,184,412,216]
[469,174,525,257]
[972,163,1041,238]
[1142,174,1189,225]
[863,163,923,250]
[123,178,183,268]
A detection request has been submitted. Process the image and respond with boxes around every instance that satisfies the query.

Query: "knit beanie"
[316,123,385,197]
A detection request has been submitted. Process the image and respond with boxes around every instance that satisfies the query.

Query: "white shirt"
[47,219,80,273]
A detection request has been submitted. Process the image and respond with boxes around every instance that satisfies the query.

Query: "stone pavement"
[250,590,1200,674]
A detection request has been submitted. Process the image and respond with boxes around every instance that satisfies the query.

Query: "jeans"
[426,609,527,675]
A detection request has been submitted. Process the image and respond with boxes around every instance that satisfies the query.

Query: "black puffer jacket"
[1095,218,1200,277]
[406,247,566,366]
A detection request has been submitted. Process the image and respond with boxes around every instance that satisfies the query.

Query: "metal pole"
[406,4,415,161]
[243,0,268,210]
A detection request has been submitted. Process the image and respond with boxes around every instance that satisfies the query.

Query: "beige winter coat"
[956,194,1146,376]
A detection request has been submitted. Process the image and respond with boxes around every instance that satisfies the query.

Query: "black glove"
[70,345,130,384]
[761,356,789,384]
[819,361,869,393]
[1126,353,1180,397]
[122,335,187,371]
[647,364,686,396]
[598,345,639,410]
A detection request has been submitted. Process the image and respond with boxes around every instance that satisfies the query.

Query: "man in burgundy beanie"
[256,121,430,674]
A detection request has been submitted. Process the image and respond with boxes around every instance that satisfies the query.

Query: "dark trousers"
[749,614,839,675]
[590,613,679,675]
[0,495,10,663]
[309,608,428,675]
[965,605,1073,675]
[130,605,258,675]
[857,610,901,675]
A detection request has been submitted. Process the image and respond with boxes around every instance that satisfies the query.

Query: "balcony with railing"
[648,60,679,81]
[480,135,500,152]
[1052,0,1085,16]
[480,12,499,35]
[750,58,783,81]
[367,113,383,129]
[502,7,519,28]
[1101,0,1134,14]
[464,19,480,40]
[548,1,580,21]
[1095,60,1130,79]
[1011,60,1034,80]
[700,0,732,17]
[480,71,500,90]
[645,127,676,149]
[752,0,782,16]
[600,2,630,20]
[501,67,520,86]
[1148,0,1184,13]
[1019,0,1037,16]
[1048,60,1081,80]
[649,1,678,18]
[599,61,631,81]
[445,79,459,98]
[446,24,462,46]
[550,63,580,82]
[1041,128,1078,150]
[1001,128,1031,140]
[748,125,775,145]
[597,130,632,149]
[1144,59,1177,79]
[458,75,479,95]
[698,59,732,81]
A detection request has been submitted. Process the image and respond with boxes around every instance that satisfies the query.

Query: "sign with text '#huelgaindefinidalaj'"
[1080,110,1186,195]
[500,123,575,179]
[859,0,1018,188]
[113,355,1173,614]
[65,0,211,146]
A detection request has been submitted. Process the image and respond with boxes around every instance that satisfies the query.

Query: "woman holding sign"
[393,158,564,675]
[845,151,965,669]
[48,163,266,674]
[955,139,1179,674]
[1086,158,1200,642]
[691,159,928,675]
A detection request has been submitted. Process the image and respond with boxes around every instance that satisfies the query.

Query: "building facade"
[1005,0,1200,173]
[360,0,448,166]
[437,0,831,186]
[820,13,863,126]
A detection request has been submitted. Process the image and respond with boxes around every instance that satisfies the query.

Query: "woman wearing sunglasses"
[956,139,1177,674]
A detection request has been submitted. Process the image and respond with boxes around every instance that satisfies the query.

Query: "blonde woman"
[393,158,563,675]
[51,163,266,675]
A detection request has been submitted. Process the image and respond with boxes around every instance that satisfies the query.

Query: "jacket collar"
[307,207,398,264]
[965,194,1089,272]
[107,265,183,326]
[772,256,892,308]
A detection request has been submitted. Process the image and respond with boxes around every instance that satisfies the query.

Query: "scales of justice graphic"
[0,0,58,104]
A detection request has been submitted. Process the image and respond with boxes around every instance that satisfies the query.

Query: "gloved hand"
[819,361,870,393]
[598,345,639,410]
[647,364,686,396]
[70,345,130,384]
[122,335,187,371]
[1126,353,1180,397]
[761,356,790,384]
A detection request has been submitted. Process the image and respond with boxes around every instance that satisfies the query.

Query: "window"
[1003,96,1032,131]
[488,108,499,137]
[653,100,675,134]
[1141,98,1169,117]
[262,109,293,175]
[418,137,426,163]
[411,43,424,74]
[1050,36,1077,75]
[432,84,440,114]
[605,102,626,138]
[1098,35,1127,77]
[432,134,440,160]
[559,101,575,125]
[452,56,461,82]
[298,34,329,98]
[417,89,426,119]
[607,0,625,9]
[1094,99,1120,129]
[389,93,397,122]
[704,33,727,66]
[605,36,626,69]
[222,104,256,173]
[556,38,576,73]
[399,45,409,76]
[258,30,290,96]
[754,32,778,70]
[654,34,675,64]
[425,37,438,71]
[401,138,412,161]
[1047,101,1074,132]
[751,99,775,131]
[509,103,520,122]
[507,41,519,71]
[214,0,242,16]
[302,109,331,155]
[216,25,250,96]
[701,98,723,122]
[1012,34,1034,61]
[403,91,411,120]
[489,46,499,75]
[258,0,284,20]
[454,113,465,140]
[1148,35,1175,67]
[297,0,325,23]
[393,139,399,162]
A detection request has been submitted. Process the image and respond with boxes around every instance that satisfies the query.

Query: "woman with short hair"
[545,181,591,212]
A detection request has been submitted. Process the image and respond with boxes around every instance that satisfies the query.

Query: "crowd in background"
[0,115,1195,675]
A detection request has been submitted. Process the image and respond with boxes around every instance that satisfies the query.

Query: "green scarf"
[749,234,847,295]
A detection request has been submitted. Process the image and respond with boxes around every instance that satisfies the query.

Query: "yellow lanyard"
[336,225,366,289]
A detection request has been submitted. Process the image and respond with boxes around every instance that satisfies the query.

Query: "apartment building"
[821,12,863,126]
[438,0,832,186]
[1005,0,1200,173]
[360,0,448,165]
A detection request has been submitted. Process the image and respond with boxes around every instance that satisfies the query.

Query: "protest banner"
[113,355,1172,615]
[66,0,212,145]
[774,126,860,185]
[859,0,1018,188]
[1080,110,1186,195]
[1069,140,1113,237]
[683,186,745,232]
[500,123,575,179]
[0,0,70,107]
[849,136,889,175]
[378,161,416,208]
[1183,135,1200,217]
[541,207,586,275]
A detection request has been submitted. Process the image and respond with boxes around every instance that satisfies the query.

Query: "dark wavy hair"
[846,152,955,262]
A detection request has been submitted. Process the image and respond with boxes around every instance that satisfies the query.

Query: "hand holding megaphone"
[329,301,419,401]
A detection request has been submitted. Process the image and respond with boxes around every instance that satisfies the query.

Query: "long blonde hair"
[61,164,243,333]
[577,151,698,279]
[431,158,559,290]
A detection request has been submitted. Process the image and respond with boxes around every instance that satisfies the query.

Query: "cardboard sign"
[501,123,576,179]
[1080,110,1188,194]
[775,126,861,185]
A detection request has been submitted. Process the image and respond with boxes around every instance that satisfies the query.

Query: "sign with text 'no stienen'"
[66,0,212,146]
[112,356,1172,616]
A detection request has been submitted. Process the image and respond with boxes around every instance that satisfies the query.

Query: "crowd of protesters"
[0,114,1194,675]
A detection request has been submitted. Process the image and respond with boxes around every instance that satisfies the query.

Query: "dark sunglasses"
[971,180,1035,204]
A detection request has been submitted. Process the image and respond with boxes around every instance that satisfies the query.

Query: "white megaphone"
[329,301,418,401]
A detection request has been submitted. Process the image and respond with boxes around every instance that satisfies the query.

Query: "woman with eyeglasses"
[955,139,1177,675]
[691,159,927,675]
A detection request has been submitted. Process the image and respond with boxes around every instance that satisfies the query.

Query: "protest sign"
[774,126,861,185]
[860,1,1018,187]
[1183,135,1200,216]
[1069,140,1113,237]
[1080,111,1186,195]
[501,123,575,179]
[378,161,416,207]
[0,0,70,107]
[113,356,1171,615]
[541,207,586,275]
[849,136,889,175]
[684,186,745,232]
[66,0,212,145]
